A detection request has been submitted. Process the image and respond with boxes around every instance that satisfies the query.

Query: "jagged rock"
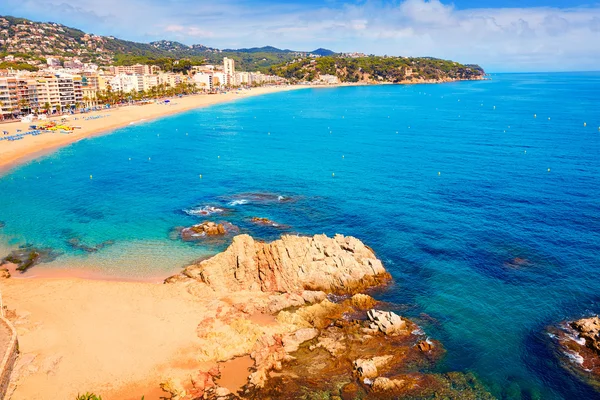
[301,290,327,304]
[266,293,305,314]
[214,386,231,397]
[572,316,600,352]
[170,234,389,293]
[351,293,377,309]
[367,309,408,335]
[282,328,319,353]
[250,217,282,227]
[181,221,228,240]
[353,355,394,379]
[418,340,434,352]
[371,376,407,392]
[160,378,187,399]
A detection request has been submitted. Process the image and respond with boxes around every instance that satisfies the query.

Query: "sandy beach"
[0,85,307,175]
[1,277,271,399]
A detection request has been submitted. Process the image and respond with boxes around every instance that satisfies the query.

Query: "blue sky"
[1,0,599,72]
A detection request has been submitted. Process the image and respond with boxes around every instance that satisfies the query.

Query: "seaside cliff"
[161,234,492,399]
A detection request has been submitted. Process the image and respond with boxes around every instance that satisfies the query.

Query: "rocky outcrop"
[366,309,409,336]
[168,234,390,293]
[180,221,239,241]
[572,317,600,352]
[159,234,493,399]
[548,315,600,391]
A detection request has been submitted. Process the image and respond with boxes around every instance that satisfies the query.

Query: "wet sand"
[0,85,309,175]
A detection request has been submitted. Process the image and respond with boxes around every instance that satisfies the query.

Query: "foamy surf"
[184,206,224,216]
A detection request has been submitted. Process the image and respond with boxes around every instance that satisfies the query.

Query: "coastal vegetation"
[269,55,485,83]
[0,15,332,71]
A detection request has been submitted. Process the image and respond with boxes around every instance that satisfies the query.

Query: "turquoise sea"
[1,73,600,398]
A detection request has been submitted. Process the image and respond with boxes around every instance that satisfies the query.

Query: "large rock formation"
[167,234,390,293]
[159,234,493,399]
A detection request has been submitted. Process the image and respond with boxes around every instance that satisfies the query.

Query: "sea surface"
[1,73,600,399]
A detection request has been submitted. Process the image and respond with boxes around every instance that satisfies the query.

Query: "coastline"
[0,85,310,176]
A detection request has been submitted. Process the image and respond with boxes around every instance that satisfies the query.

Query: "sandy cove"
[0,85,309,175]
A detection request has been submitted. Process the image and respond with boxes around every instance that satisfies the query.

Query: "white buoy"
[128,158,131,161]
[342,155,345,158]
[218,155,220,159]
[332,172,335,177]
[534,114,537,118]
[524,150,527,154]
[584,122,587,127]
[548,117,551,120]
[268,132,270,135]
[186,133,188,136]
[493,106,496,110]
[199,174,202,179]
[438,171,441,176]
[548,168,551,172]
[90,175,93,179]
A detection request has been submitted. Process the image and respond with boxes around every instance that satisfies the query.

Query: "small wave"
[566,333,586,346]
[411,328,425,336]
[563,350,584,365]
[184,206,224,216]
[228,199,249,206]
[278,196,285,201]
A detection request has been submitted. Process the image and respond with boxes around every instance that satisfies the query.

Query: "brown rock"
[572,316,600,352]
[173,234,390,294]
[0,268,10,279]
[180,221,234,241]
[418,340,434,352]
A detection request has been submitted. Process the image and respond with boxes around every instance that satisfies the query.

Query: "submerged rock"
[67,238,115,253]
[249,217,287,229]
[168,233,390,294]
[0,221,5,228]
[0,245,61,272]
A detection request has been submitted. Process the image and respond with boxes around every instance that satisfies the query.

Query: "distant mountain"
[310,48,336,56]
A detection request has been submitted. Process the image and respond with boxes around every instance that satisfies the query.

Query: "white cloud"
[1,0,600,71]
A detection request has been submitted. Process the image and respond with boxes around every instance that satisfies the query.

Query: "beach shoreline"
[0,85,311,176]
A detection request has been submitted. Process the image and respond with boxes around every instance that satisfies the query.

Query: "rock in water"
[180,221,237,241]
[169,234,390,293]
[367,309,408,335]
[572,316,600,352]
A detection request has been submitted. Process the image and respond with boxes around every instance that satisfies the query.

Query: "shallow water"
[1,73,600,398]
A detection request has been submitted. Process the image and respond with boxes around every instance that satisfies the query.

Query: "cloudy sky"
[1,0,599,72]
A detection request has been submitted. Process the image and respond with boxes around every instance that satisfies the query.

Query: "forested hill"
[269,56,485,83]
[0,15,334,71]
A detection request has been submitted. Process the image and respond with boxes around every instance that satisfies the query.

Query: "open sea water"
[1,73,600,398]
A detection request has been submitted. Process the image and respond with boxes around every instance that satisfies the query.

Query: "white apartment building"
[223,57,235,86]
[108,74,141,93]
[193,72,213,91]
